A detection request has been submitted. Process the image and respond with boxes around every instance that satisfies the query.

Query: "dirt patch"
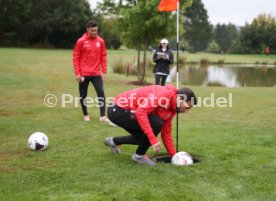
[0,150,29,161]
[0,110,34,117]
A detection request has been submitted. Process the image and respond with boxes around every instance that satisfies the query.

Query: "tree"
[0,0,32,45]
[121,0,179,81]
[26,0,94,48]
[97,16,122,49]
[184,0,212,52]
[207,40,219,53]
[239,14,276,54]
[214,23,238,53]
[99,0,189,82]
[0,0,94,48]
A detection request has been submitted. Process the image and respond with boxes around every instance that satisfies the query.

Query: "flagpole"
[176,0,179,152]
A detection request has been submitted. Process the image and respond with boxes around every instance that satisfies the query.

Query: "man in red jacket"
[73,20,114,126]
[104,84,197,166]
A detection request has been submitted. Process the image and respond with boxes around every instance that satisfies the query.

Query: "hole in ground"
[151,154,201,164]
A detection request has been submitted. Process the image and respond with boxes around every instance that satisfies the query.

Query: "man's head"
[176,88,197,113]
[86,20,98,38]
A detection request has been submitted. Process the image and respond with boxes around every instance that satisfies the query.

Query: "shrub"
[126,63,137,76]
[207,81,225,87]
[112,59,124,74]
[178,55,186,65]
[218,59,225,66]
[200,58,209,67]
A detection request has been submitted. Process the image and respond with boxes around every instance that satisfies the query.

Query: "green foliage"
[207,40,219,53]
[239,14,276,54]
[112,57,125,74]
[99,0,182,81]
[214,23,238,53]
[0,0,94,47]
[0,0,32,45]
[118,0,177,49]
[98,17,122,49]
[184,0,212,52]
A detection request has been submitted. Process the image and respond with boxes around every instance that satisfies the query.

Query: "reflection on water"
[167,65,276,87]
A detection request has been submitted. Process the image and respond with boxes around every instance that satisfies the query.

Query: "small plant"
[207,81,225,87]
[112,59,124,74]
[126,63,137,76]
[218,59,225,66]
[147,60,154,70]
[200,58,209,67]
[255,61,260,64]
[261,61,268,65]
[178,55,186,65]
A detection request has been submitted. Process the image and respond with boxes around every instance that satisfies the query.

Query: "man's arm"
[73,39,82,78]
[100,40,107,74]
[161,117,176,157]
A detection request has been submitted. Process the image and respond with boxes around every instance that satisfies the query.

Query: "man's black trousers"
[79,76,105,117]
[108,104,163,155]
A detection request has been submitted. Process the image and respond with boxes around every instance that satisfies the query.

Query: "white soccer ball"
[171,151,193,166]
[28,132,48,151]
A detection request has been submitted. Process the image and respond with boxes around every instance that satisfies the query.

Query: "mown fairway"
[0,48,275,201]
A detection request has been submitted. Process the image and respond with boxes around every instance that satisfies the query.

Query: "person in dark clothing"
[153,38,174,86]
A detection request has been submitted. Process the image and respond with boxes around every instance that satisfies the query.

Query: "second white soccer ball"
[171,151,193,166]
[28,132,48,151]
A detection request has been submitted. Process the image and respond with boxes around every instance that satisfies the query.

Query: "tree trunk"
[44,32,49,46]
[141,45,147,82]
[137,42,142,81]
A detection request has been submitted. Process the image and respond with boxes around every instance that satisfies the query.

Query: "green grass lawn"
[0,48,275,201]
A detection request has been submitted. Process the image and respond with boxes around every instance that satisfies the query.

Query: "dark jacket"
[153,48,174,74]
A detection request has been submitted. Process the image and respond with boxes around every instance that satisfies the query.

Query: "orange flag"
[158,0,179,12]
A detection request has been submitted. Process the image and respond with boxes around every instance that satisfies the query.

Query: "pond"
[167,65,276,87]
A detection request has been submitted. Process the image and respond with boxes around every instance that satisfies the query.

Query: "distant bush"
[207,81,225,87]
[126,63,137,76]
[112,59,124,74]
[113,60,138,76]
[218,59,225,66]
[200,58,209,67]
[178,55,186,65]
[261,61,268,65]
[147,60,154,70]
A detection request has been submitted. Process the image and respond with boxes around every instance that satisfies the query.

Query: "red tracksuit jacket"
[73,33,107,76]
[114,84,177,156]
